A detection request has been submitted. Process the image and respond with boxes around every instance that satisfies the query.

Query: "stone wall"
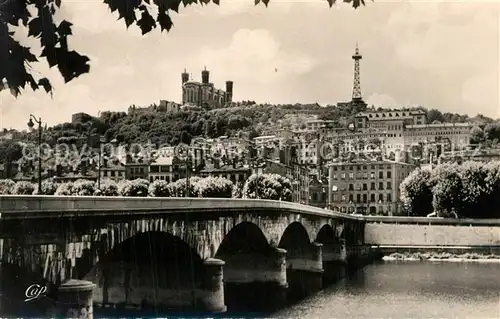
[365,223,500,246]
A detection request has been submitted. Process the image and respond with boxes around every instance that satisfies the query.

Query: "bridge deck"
[0,196,498,226]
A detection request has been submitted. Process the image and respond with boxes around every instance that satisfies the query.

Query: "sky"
[0,0,499,130]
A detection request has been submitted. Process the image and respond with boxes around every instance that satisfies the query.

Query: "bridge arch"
[215,221,274,258]
[278,221,312,252]
[315,224,337,246]
[82,231,206,310]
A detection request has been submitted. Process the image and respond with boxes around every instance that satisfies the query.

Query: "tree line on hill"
[0,173,293,202]
[400,161,500,219]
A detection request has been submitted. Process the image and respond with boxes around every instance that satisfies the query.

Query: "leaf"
[40,46,58,67]
[262,0,269,6]
[57,20,73,36]
[27,17,42,38]
[212,0,219,4]
[254,0,260,5]
[182,0,197,6]
[137,10,156,35]
[56,50,90,83]
[154,0,181,12]
[327,0,335,8]
[38,78,52,94]
[157,10,173,32]
[55,0,62,7]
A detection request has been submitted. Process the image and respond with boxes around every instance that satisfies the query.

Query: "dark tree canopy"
[0,0,367,97]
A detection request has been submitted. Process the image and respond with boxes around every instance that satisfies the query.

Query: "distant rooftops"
[406,123,473,129]
[355,110,426,119]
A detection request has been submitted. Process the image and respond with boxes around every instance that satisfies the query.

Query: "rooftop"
[355,110,426,119]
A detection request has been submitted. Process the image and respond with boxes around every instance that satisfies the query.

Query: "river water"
[275,260,500,319]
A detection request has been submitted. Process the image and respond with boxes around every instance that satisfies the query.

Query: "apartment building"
[327,159,416,216]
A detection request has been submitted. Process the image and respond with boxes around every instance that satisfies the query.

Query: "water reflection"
[275,261,500,319]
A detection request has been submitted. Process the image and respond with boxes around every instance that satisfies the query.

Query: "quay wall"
[365,223,500,247]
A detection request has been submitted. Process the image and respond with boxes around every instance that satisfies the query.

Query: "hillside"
[1,103,499,165]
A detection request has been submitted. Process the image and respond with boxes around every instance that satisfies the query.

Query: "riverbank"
[384,251,500,262]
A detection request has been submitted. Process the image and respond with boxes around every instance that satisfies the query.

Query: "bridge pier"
[199,258,226,313]
[321,241,347,286]
[221,247,288,312]
[49,279,96,319]
[286,242,324,301]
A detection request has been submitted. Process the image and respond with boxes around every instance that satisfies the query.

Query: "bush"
[399,168,434,216]
[170,177,201,197]
[232,181,244,198]
[34,180,58,195]
[242,173,293,201]
[12,181,36,195]
[0,179,15,194]
[95,179,119,196]
[55,182,74,196]
[71,179,97,196]
[118,178,149,197]
[148,180,172,197]
[194,177,233,198]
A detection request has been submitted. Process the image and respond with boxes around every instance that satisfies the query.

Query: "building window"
[370,194,375,202]
[387,182,392,190]
[379,182,383,190]
[363,183,367,191]
[370,172,375,179]
[371,182,375,190]
[379,171,383,178]
[387,171,392,178]
[349,184,354,191]
[387,193,392,202]
[349,194,354,202]
[357,194,361,203]
[378,194,384,202]
[341,173,346,179]
[349,172,354,179]
[362,194,367,203]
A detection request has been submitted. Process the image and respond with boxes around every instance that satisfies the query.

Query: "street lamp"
[177,143,193,197]
[27,114,42,192]
[97,136,106,189]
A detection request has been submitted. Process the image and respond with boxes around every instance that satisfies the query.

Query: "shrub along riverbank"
[385,251,500,261]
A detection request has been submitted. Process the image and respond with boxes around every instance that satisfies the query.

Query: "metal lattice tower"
[351,43,363,102]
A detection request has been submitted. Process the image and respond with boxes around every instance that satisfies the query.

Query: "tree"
[34,179,58,195]
[426,109,445,123]
[484,161,500,218]
[71,179,97,196]
[459,161,490,218]
[55,182,74,195]
[431,164,464,217]
[95,179,119,196]
[399,168,434,217]
[169,176,202,197]
[12,181,36,195]
[0,179,15,194]
[148,179,172,197]
[470,126,485,144]
[194,176,233,198]
[242,173,292,201]
[118,178,149,197]
[484,122,500,144]
[1,0,366,97]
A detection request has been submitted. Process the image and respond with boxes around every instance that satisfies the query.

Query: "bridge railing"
[2,195,499,226]
[0,195,365,221]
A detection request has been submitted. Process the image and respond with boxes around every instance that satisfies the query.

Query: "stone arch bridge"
[0,196,374,315]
